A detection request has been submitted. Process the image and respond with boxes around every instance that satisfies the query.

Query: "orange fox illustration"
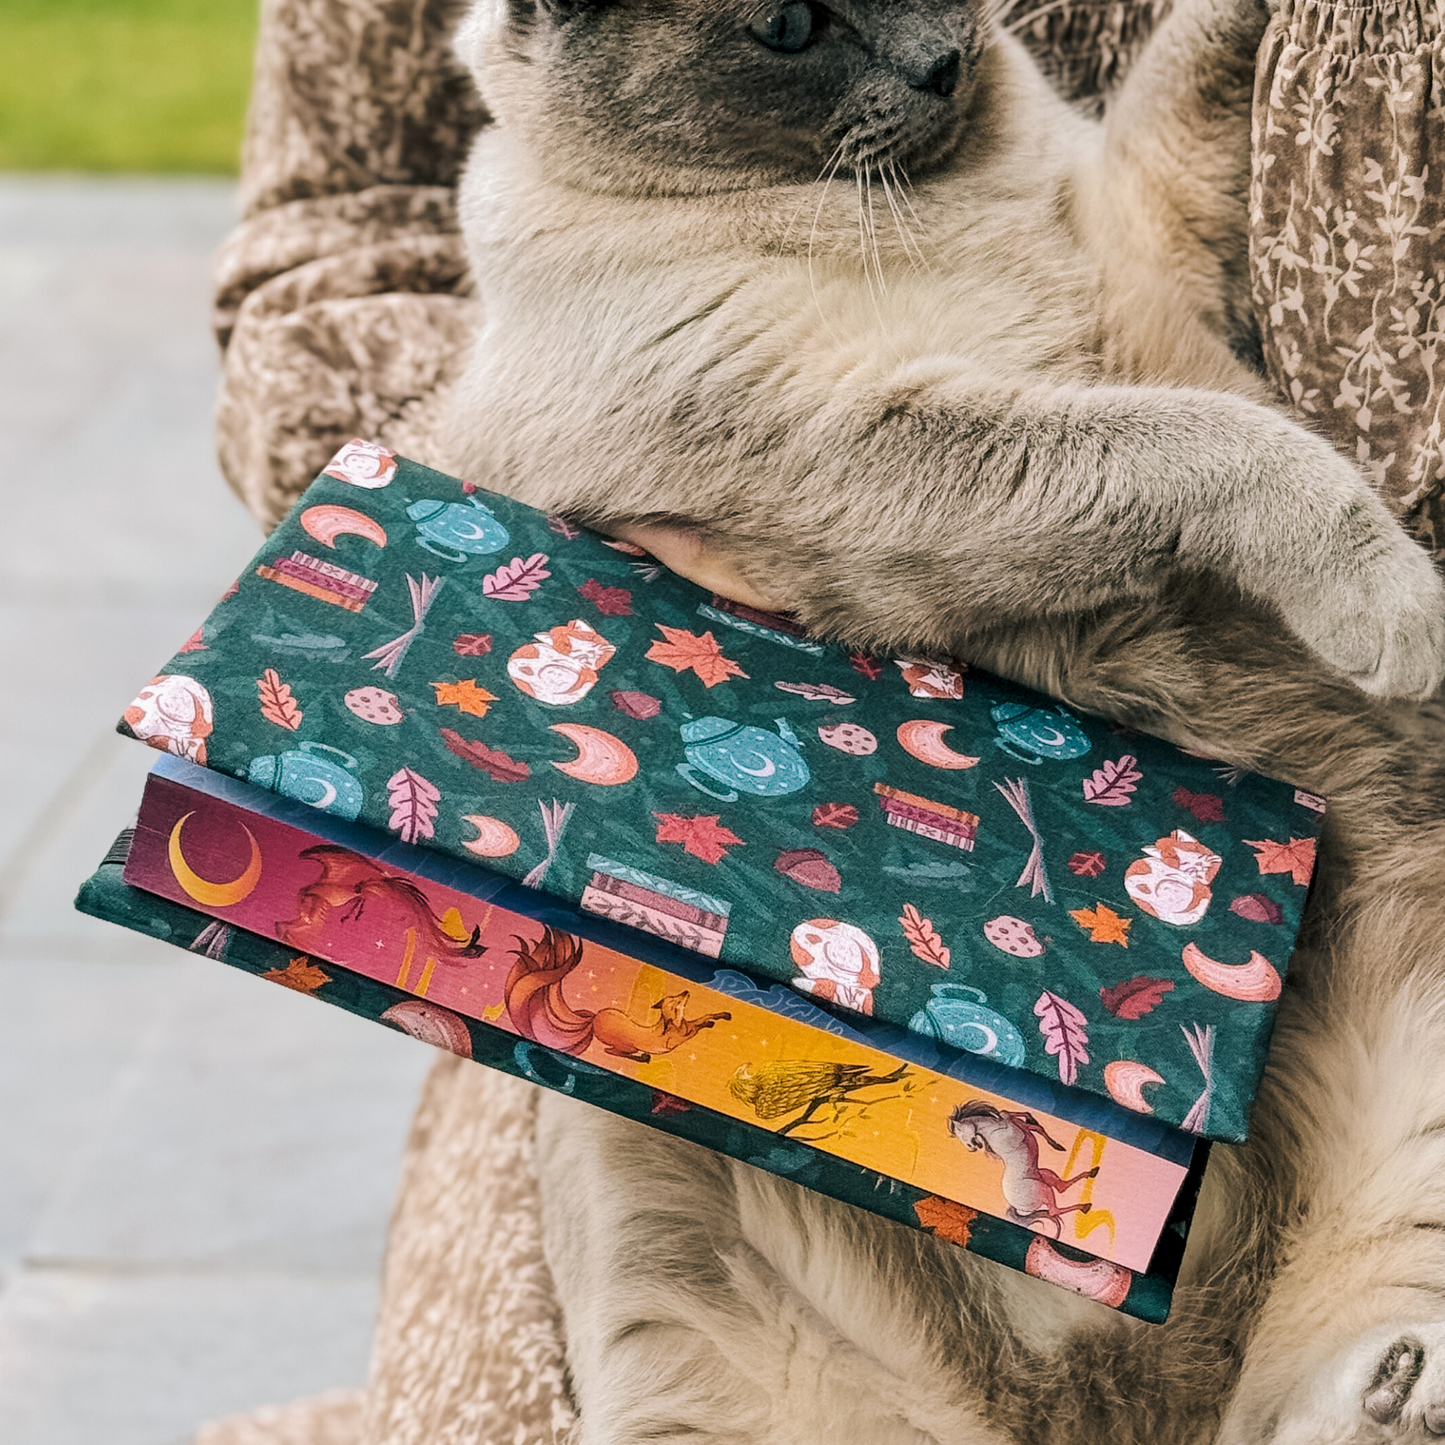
[278,845,488,960]
[504,926,731,1063]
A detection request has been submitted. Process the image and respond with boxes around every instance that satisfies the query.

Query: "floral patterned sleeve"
[1251,0,1445,563]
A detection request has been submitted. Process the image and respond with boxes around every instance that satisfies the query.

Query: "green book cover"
[117,441,1325,1142]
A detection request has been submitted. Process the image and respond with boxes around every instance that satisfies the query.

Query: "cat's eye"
[751,2,820,53]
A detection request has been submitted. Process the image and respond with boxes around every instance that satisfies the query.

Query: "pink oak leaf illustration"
[386,767,441,844]
[1082,755,1142,806]
[482,554,551,602]
[1033,990,1091,1086]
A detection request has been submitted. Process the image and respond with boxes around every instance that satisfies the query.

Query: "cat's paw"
[1264,1325,1445,1443]
[1279,520,1445,701]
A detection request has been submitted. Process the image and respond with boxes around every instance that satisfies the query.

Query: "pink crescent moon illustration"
[380,1001,473,1059]
[896,720,981,770]
[1024,1238,1132,1308]
[549,724,639,786]
[461,815,521,857]
[1181,942,1282,1002]
[168,812,263,908]
[1103,1060,1166,1114]
[300,504,389,550]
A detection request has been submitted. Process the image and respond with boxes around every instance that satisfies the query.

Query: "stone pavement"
[0,177,431,1445]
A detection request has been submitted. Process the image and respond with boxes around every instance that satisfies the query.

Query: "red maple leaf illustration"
[452,632,493,657]
[645,626,748,688]
[1099,976,1176,1020]
[578,578,633,616]
[650,1090,691,1116]
[1173,786,1225,823]
[1245,836,1317,887]
[1068,850,1106,878]
[653,813,745,864]
[177,626,208,654]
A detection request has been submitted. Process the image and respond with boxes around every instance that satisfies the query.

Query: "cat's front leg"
[653,382,1445,701]
[1100,0,1272,352]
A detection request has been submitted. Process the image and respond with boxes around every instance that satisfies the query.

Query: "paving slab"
[0,1268,381,1445]
[0,175,427,1443]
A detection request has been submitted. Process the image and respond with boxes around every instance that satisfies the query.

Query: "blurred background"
[0,4,431,1441]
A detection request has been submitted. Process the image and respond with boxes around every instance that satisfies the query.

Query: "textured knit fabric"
[1251,0,1445,561]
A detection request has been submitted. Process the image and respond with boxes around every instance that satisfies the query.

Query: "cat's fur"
[441,1,1445,1440]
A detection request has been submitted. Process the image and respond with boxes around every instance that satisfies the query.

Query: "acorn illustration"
[774,848,842,893]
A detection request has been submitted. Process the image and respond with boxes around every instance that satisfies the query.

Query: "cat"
[442,0,1445,704]
[438,2,1445,1441]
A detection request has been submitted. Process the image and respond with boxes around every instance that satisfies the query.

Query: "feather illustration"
[482,553,551,601]
[1033,991,1091,1086]
[1082,755,1142,806]
[1099,976,1175,1019]
[899,904,950,968]
[438,728,531,783]
[257,669,303,730]
[386,767,441,844]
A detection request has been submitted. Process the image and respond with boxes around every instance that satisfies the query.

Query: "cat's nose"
[911,48,962,97]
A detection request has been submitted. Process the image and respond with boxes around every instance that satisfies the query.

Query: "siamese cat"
[439,2,1445,1442]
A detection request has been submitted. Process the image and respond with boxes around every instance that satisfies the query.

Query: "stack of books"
[77,442,1327,1322]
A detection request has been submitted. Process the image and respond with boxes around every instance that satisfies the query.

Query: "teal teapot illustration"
[248,742,364,821]
[991,702,1091,764]
[677,717,810,802]
[908,984,1026,1067]
[406,496,510,563]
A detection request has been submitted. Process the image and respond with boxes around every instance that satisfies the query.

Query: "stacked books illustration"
[77,442,1328,1322]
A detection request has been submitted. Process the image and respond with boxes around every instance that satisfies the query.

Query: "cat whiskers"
[805,144,850,336]
[880,160,934,278]
[777,140,844,258]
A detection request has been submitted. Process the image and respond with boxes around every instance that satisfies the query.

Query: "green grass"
[0,0,259,173]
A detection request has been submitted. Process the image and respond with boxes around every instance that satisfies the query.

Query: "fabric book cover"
[77,831,1189,1321]
[116,441,1326,1143]
[125,755,1198,1271]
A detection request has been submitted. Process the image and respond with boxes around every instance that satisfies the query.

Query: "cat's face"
[462,0,985,191]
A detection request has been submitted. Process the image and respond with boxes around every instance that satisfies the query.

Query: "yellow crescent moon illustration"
[549,724,638,786]
[168,812,263,908]
[1181,942,1282,1002]
[896,719,981,770]
[1103,1060,1166,1114]
[300,504,389,550]
[461,815,521,858]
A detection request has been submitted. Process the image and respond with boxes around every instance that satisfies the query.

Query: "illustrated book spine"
[124,763,1194,1272]
[78,833,1187,1320]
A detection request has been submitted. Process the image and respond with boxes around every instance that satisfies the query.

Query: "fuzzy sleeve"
[214,0,487,530]
[1251,0,1445,563]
